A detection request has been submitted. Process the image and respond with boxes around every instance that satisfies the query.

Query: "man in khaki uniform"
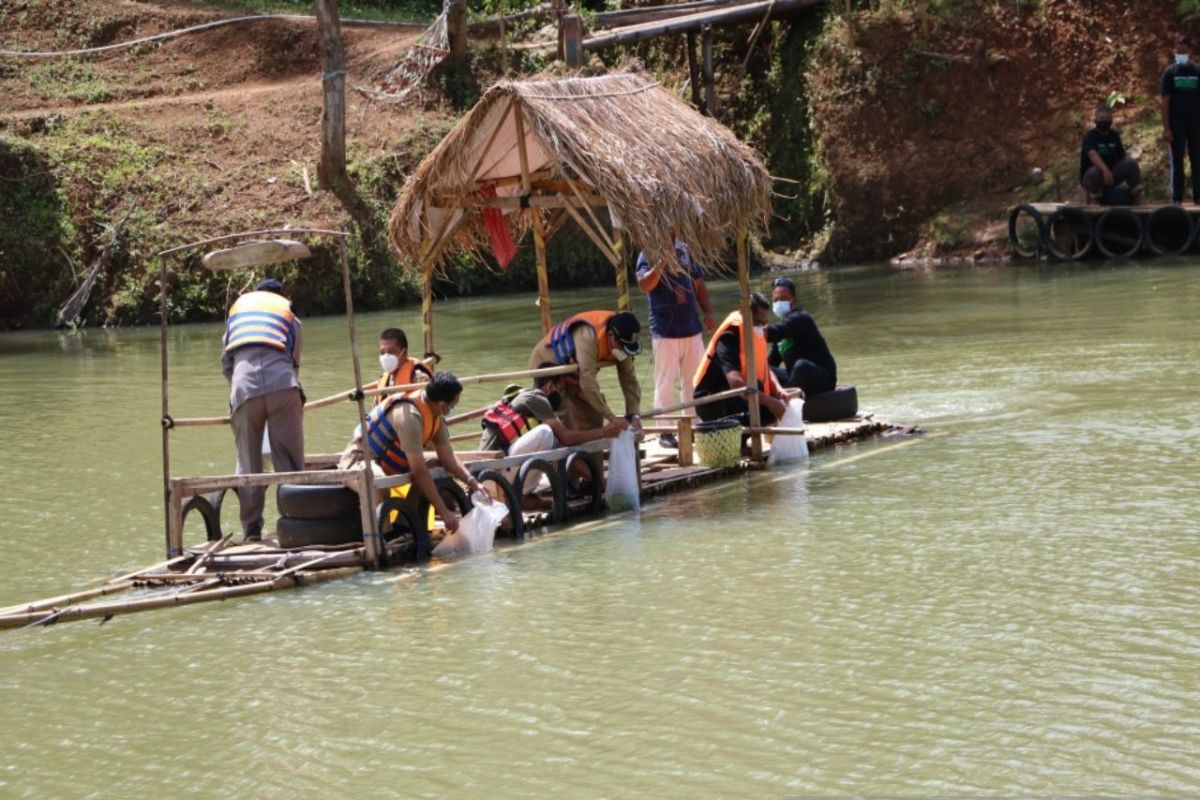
[527,310,643,432]
[340,372,480,533]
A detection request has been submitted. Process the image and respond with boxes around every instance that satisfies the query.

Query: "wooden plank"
[584,0,823,50]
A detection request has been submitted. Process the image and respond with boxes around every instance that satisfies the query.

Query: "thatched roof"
[387,71,772,274]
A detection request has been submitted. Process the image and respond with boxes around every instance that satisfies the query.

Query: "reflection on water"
[1,262,1198,797]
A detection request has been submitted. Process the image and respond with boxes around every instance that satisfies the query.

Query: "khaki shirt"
[338,397,448,469]
[528,325,640,419]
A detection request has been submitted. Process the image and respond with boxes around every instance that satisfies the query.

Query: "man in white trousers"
[635,234,714,447]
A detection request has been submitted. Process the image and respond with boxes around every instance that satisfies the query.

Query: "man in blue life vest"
[340,372,481,534]
[765,277,838,398]
[479,363,622,455]
[636,233,715,449]
[527,311,643,432]
[1162,34,1200,204]
[1080,103,1140,202]
[221,278,304,541]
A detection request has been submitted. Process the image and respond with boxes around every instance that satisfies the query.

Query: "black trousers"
[695,393,778,426]
[1169,119,1200,202]
[772,361,835,397]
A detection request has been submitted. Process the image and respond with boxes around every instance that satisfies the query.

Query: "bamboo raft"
[0,412,909,630]
[3,75,922,630]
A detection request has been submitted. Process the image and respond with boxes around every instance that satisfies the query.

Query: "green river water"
[0,263,1197,797]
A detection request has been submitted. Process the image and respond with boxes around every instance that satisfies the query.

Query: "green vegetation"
[199,0,444,23]
[28,61,116,104]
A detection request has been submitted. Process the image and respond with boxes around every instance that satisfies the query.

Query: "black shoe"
[659,433,678,449]
[243,522,263,542]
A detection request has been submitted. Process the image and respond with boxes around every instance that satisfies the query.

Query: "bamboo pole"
[171,468,360,494]
[160,255,172,559]
[339,236,382,569]
[702,25,716,117]
[561,204,621,267]
[184,533,232,575]
[169,364,580,428]
[613,226,629,312]
[743,427,807,435]
[422,269,434,356]
[737,225,763,460]
[640,386,746,419]
[0,581,136,617]
[0,567,363,630]
[515,102,553,335]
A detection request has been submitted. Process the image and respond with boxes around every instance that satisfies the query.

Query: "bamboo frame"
[737,226,763,460]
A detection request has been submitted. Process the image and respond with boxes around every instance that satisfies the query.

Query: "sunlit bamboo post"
[159,255,173,558]
[422,268,435,356]
[515,101,552,333]
[613,227,630,312]
[737,225,763,460]
[339,237,381,568]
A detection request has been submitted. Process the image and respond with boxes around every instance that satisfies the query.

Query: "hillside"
[1,0,1196,329]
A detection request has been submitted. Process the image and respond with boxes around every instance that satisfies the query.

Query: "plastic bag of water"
[768,399,808,464]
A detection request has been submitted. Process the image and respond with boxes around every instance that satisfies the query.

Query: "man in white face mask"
[765,277,837,398]
[375,327,432,406]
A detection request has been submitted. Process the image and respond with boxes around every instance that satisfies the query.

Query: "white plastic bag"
[768,399,809,464]
[605,429,641,513]
[433,490,509,556]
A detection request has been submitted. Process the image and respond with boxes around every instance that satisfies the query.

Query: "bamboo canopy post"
[339,237,381,568]
[737,226,763,460]
[159,255,171,557]
[422,268,435,356]
[613,226,629,312]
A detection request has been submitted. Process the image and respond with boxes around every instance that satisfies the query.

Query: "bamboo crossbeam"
[427,193,609,210]
[744,427,807,435]
[196,550,365,571]
[640,386,747,419]
[185,533,232,575]
[0,567,363,630]
[445,404,491,426]
[169,365,579,428]
[583,0,822,49]
[171,468,360,495]
[450,430,481,443]
[562,204,621,267]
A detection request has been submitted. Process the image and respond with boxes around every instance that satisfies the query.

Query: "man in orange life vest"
[479,364,622,455]
[221,278,304,541]
[692,293,789,425]
[340,372,481,534]
[375,327,432,405]
[527,311,643,432]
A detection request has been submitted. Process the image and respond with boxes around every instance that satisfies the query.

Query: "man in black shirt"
[766,277,838,397]
[1079,104,1140,202]
[1162,34,1200,203]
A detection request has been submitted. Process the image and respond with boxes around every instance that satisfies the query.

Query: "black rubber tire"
[515,457,567,524]
[183,495,223,542]
[1043,207,1093,260]
[475,469,525,540]
[1145,205,1195,256]
[1093,207,1143,259]
[414,478,474,533]
[561,450,604,515]
[1008,203,1045,258]
[803,385,859,422]
[375,498,429,561]
[277,483,360,520]
[275,516,363,549]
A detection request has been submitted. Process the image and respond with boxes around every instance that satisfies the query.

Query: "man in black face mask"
[479,363,621,456]
[1080,103,1140,202]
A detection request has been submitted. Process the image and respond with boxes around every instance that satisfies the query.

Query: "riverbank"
[2,0,1195,330]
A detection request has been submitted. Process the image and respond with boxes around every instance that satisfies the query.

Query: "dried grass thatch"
[387,71,771,274]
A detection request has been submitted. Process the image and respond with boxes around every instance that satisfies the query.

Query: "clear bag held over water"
[605,428,641,513]
[433,490,508,556]
[768,399,809,464]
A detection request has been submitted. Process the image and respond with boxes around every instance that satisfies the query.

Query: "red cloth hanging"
[479,184,517,270]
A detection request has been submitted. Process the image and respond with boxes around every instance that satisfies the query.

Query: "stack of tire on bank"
[1009,202,1198,260]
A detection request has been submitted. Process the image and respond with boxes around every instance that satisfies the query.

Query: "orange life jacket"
[543,311,615,386]
[222,291,296,354]
[363,392,442,476]
[693,310,775,393]
[374,357,432,407]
